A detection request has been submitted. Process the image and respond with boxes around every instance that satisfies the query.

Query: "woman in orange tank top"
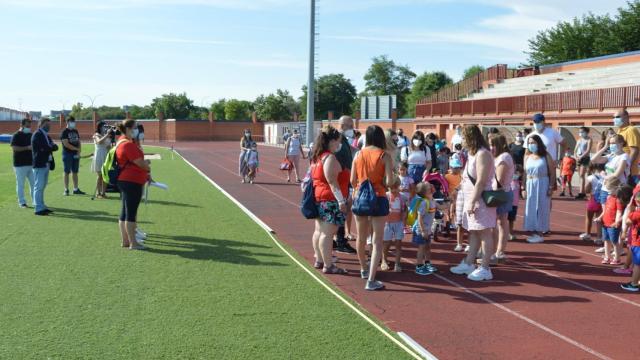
[351,125,394,291]
[310,126,349,275]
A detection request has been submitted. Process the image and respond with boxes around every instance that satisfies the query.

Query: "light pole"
[83,94,102,110]
[305,0,316,146]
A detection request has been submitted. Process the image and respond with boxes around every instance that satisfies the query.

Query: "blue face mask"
[609,144,619,153]
[613,117,624,127]
[527,143,538,153]
[132,129,139,138]
[42,125,50,133]
[22,127,31,134]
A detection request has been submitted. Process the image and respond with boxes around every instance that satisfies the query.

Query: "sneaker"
[136,229,147,239]
[73,189,86,195]
[601,257,610,264]
[450,261,475,275]
[509,234,516,241]
[464,245,470,253]
[575,193,586,200]
[424,263,438,273]
[381,261,389,271]
[19,204,28,208]
[415,265,433,276]
[365,280,384,291]
[34,210,49,216]
[63,189,69,196]
[336,242,357,254]
[594,239,604,245]
[43,208,54,214]
[559,192,565,197]
[468,266,493,281]
[526,235,544,243]
[136,235,145,243]
[454,244,464,252]
[595,247,605,253]
[614,268,633,275]
[360,269,369,279]
[129,244,148,250]
[579,233,591,241]
[394,263,402,272]
[495,252,507,260]
[620,282,640,292]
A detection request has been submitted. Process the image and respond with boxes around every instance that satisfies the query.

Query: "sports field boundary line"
[173,149,426,360]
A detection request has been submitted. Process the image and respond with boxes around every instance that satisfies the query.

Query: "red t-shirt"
[602,195,623,228]
[629,210,640,247]
[115,139,148,185]
[561,157,576,176]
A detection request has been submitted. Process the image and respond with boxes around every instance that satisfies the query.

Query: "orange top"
[353,148,387,197]
[313,152,349,202]
[561,157,576,176]
[445,172,462,191]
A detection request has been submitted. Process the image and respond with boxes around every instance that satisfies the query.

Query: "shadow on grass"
[48,207,150,224]
[144,199,201,208]
[145,234,287,266]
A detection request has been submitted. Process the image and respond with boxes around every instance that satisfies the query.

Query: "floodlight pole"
[305,0,316,146]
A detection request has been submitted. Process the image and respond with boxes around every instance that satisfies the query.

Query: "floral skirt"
[318,200,346,226]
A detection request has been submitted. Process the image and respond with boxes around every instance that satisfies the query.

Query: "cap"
[532,113,545,123]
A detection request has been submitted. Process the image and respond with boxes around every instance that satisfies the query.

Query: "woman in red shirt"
[115,119,151,250]
[310,126,349,275]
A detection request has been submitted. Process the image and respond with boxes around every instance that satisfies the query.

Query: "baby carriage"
[422,171,450,242]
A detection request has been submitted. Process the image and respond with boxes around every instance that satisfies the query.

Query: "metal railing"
[419,64,512,104]
[416,85,640,117]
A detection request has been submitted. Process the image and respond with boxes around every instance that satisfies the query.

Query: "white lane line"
[433,273,612,360]
[397,332,439,360]
[507,258,640,308]
[174,149,425,360]
[552,243,602,259]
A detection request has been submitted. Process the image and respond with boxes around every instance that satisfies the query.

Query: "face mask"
[609,144,619,153]
[527,143,538,153]
[334,143,342,153]
[613,117,624,127]
[132,129,140,138]
[578,132,586,138]
[412,139,422,147]
[68,122,76,129]
[42,125,50,133]
[244,133,250,137]
[515,136,523,142]
[534,123,544,132]
[138,132,145,141]
[22,127,31,134]
[343,129,354,138]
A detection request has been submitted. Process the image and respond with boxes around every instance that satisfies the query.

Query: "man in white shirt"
[525,113,566,163]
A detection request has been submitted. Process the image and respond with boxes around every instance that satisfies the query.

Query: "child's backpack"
[101,139,128,188]
[406,196,426,227]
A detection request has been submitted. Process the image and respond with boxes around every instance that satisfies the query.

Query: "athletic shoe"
[394,264,402,273]
[43,209,54,214]
[424,263,438,273]
[19,204,28,208]
[595,247,605,253]
[467,266,493,281]
[136,229,147,240]
[464,245,470,252]
[601,257,610,264]
[336,242,357,254]
[495,252,508,261]
[415,265,433,276]
[136,234,145,243]
[559,192,565,197]
[63,189,69,196]
[454,244,464,252]
[609,259,622,266]
[526,235,544,243]
[73,189,86,195]
[35,210,49,216]
[365,280,384,291]
[620,282,640,292]
[614,268,633,275]
[129,244,148,250]
[575,193,586,200]
[450,261,475,275]
[594,239,604,245]
[360,270,369,279]
[579,233,591,241]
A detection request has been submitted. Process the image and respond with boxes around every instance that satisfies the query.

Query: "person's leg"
[456,226,463,246]
[72,172,79,190]
[394,240,402,268]
[319,222,338,266]
[119,182,130,246]
[292,155,301,181]
[14,166,27,206]
[631,265,640,285]
[579,165,587,195]
[63,172,70,192]
[464,230,480,265]
[355,215,371,270]
[382,242,391,266]
[368,216,386,282]
[312,220,322,264]
[25,166,35,206]
[585,210,594,237]
[479,228,494,268]
[122,182,144,248]
[496,214,509,256]
[568,173,574,196]
[416,244,425,267]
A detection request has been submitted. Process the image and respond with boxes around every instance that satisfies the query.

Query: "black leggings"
[118,181,143,222]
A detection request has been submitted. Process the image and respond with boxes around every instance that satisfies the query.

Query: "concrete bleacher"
[469,61,640,100]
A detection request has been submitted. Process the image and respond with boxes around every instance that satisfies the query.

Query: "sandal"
[609,259,622,266]
[601,258,610,264]
[313,261,324,269]
[323,264,348,275]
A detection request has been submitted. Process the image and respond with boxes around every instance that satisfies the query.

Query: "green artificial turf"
[0,144,412,359]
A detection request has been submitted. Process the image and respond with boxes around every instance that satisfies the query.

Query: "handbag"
[466,167,509,208]
[280,158,292,171]
[351,152,380,216]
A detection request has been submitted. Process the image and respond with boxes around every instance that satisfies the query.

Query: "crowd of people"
[289,111,640,292]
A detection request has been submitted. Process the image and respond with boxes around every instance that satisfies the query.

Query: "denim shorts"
[62,153,80,174]
[383,222,404,241]
[496,191,514,215]
[602,226,620,244]
[408,164,426,184]
[412,227,431,245]
[631,246,640,266]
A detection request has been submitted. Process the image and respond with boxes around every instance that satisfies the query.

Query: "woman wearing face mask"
[574,126,592,200]
[310,126,349,275]
[284,129,306,183]
[522,135,555,243]
[239,129,255,183]
[426,133,439,173]
[400,130,432,184]
[591,135,630,185]
[115,119,151,250]
[91,121,113,199]
[489,134,515,261]
[509,131,526,168]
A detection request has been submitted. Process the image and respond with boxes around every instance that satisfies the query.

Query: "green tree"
[363,55,416,116]
[462,65,485,79]
[405,71,453,117]
[614,1,640,52]
[128,105,155,119]
[254,89,296,121]
[224,99,253,121]
[300,73,357,120]
[151,92,195,119]
[210,99,226,121]
[70,103,92,119]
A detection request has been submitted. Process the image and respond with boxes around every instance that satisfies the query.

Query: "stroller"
[423,171,451,242]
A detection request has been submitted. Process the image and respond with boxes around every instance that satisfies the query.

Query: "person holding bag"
[522,135,555,244]
[351,125,394,291]
[489,134,515,261]
[284,129,306,183]
[450,125,497,281]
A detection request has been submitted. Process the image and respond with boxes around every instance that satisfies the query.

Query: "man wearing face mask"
[31,117,59,215]
[11,118,35,208]
[509,131,526,167]
[525,113,566,165]
[60,116,85,196]
[614,109,640,185]
[397,128,409,148]
[333,115,358,254]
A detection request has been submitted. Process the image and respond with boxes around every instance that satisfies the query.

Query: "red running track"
[170,141,640,360]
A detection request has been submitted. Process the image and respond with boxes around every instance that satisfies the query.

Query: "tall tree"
[462,65,486,79]
[363,55,416,116]
[128,104,155,119]
[151,92,195,119]
[614,0,640,52]
[405,71,453,117]
[254,89,296,121]
[300,73,357,119]
[224,99,253,121]
[210,99,226,121]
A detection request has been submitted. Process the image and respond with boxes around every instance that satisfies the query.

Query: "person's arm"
[95,133,111,144]
[590,143,609,164]
[613,205,624,228]
[383,153,394,189]
[299,141,306,159]
[11,135,31,152]
[350,155,359,189]
[324,155,346,212]
[629,147,639,170]
[284,138,290,156]
[494,160,509,190]
[417,206,427,237]
[469,150,491,212]
[610,155,628,180]
[584,139,592,160]
[546,154,556,194]
[423,147,432,172]
[131,158,151,172]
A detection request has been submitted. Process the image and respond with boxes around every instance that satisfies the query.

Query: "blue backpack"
[300,161,321,219]
[352,154,380,216]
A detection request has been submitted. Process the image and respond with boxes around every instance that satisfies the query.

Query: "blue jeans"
[14,165,34,206]
[33,167,50,213]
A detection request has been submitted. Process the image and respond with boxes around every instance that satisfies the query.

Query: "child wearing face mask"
[580,163,606,244]
[560,150,577,197]
[246,143,259,184]
[594,178,633,265]
[574,127,592,199]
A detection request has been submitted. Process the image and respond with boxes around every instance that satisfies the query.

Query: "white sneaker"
[595,246,605,253]
[526,235,544,243]
[467,266,493,281]
[464,245,470,253]
[454,244,464,252]
[579,233,591,241]
[136,229,147,239]
[450,261,476,275]
[136,234,145,243]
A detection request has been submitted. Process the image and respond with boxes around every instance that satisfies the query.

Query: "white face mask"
[22,127,31,134]
[412,139,422,147]
[343,129,354,138]
[68,122,76,130]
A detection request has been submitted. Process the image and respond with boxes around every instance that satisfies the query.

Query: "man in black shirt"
[333,115,358,254]
[10,118,34,208]
[509,130,526,167]
[60,116,85,195]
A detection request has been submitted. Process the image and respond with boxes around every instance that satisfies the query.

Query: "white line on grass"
[174,149,426,360]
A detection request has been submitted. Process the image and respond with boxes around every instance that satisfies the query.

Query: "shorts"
[578,156,590,166]
[62,153,80,174]
[412,213,434,245]
[507,206,518,222]
[597,190,608,205]
[631,246,640,266]
[317,201,346,226]
[587,197,602,213]
[496,191,514,216]
[383,222,404,241]
[602,226,620,244]
[408,164,426,184]
[455,190,464,225]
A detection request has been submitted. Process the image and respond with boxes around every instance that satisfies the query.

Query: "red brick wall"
[0,120,96,140]
[541,54,640,74]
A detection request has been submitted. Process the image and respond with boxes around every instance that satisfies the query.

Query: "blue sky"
[0,0,629,114]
